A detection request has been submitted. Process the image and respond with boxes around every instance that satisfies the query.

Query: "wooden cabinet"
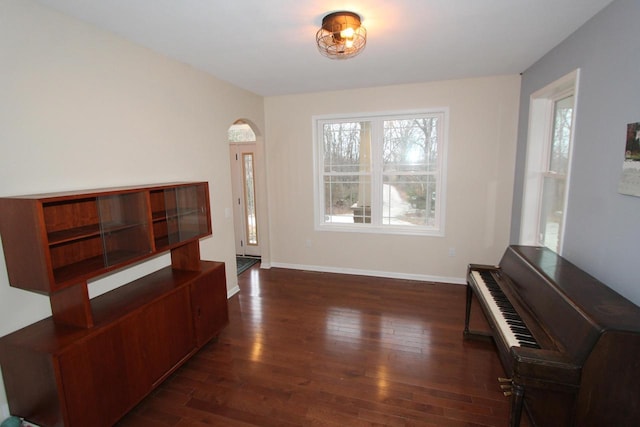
[0,183,228,427]
[56,277,197,427]
[191,263,229,346]
[0,182,212,328]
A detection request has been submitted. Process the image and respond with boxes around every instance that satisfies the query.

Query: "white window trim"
[520,69,580,254]
[312,109,449,237]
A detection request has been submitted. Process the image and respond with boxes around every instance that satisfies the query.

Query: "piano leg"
[463,284,493,341]
[464,284,472,336]
[510,383,524,427]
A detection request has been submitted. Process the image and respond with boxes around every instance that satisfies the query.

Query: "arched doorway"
[228,120,261,257]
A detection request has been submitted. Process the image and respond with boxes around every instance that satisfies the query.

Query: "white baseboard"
[227,285,240,298]
[268,262,466,285]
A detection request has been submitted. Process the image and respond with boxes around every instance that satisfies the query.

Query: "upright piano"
[464,245,640,427]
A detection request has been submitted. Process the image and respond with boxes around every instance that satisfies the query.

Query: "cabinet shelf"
[101,220,148,235]
[153,208,200,222]
[153,233,183,251]
[52,254,106,284]
[152,211,168,222]
[48,222,147,247]
[89,263,210,325]
[51,250,152,285]
[47,224,101,246]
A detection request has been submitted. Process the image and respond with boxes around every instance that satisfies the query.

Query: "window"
[228,122,256,142]
[538,95,573,251]
[314,110,448,235]
[521,70,579,253]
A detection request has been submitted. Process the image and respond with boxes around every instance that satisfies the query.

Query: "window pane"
[228,123,256,142]
[549,96,573,174]
[323,122,371,173]
[383,118,438,172]
[324,175,371,223]
[539,176,566,252]
[382,174,436,226]
[243,153,258,245]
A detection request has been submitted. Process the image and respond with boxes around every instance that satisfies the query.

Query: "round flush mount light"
[316,11,367,60]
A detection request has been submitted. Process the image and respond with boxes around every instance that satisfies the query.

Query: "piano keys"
[469,269,540,349]
[464,245,640,427]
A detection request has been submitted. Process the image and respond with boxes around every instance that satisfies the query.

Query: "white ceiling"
[34,0,614,97]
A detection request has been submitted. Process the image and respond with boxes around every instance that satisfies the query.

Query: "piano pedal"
[498,377,513,397]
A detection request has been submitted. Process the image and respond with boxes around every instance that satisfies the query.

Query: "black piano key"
[511,323,535,335]
[515,335,537,343]
[515,333,536,341]
[520,342,541,349]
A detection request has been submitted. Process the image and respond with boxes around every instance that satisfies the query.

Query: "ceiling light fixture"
[316,11,367,60]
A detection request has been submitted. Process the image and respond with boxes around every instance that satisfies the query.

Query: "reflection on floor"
[118,267,527,426]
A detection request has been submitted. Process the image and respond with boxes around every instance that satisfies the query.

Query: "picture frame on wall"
[618,122,640,197]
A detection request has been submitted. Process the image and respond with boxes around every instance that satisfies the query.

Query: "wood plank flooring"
[117,265,528,426]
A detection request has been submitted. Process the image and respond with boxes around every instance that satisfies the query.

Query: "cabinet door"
[58,325,138,427]
[150,188,179,250]
[150,183,211,251]
[125,287,195,385]
[58,288,195,427]
[191,264,228,347]
[98,191,152,267]
[175,184,211,242]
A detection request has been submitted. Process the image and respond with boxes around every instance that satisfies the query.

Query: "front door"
[230,143,260,256]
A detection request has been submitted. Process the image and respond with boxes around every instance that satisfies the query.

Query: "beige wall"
[0,0,264,415]
[264,76,520,281]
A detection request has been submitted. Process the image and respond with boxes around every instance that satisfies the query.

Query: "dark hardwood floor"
[117,265,527,426]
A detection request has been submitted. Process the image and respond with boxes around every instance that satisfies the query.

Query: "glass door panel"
[98,192,152,267]
[243,153,258,246]
[175,184,210,242]
[150,188,179,249]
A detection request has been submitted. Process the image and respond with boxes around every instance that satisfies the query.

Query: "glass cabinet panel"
[98,192,152,267]
[175,185,210,242]
[150,184,210,251]
[150,188,178,250]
